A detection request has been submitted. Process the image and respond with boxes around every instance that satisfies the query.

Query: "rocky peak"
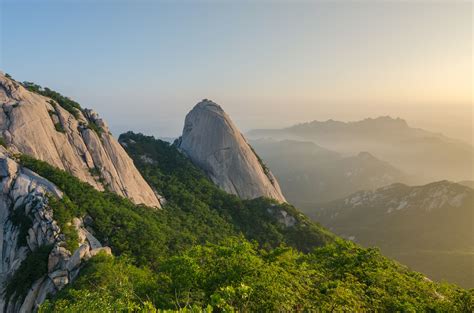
[0,73,161,208]
[195,99,222,111]
[82,109,110,133]
[178,100,286,202]
[357,151,377,160]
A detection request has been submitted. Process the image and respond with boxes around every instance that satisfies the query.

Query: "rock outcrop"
[178,100,286,202]
[0,149,110,312]
[0,73,161,208]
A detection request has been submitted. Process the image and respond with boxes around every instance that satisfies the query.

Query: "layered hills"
[311,181,474,288]
[250,138,408,204]
[248,116,474,183]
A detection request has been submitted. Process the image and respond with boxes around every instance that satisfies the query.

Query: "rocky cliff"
[0,148,110,312]
[0,73,160,207]
[178,100,286,202]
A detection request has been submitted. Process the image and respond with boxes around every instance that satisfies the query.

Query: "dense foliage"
[39,253,160,312]
[18,134,331,263]
[41,239,472,312]
[6,245,52,305]
[16,134,473,311]
[19,154,234,268]
[119,132,332,252]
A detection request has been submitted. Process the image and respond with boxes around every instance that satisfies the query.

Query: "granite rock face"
[178,100,286,202]
[0,150,110,312]
[0,73,160,208]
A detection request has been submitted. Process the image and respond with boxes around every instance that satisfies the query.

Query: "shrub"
[10,203,33,247]
[0,136,7,148]
[87,122,104,136]
[5,245,53,304]
[22,82,81,118]
[54,122,66,133]
[16,147,472,311]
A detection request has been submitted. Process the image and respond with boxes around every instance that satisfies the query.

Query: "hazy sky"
[1,1,472,143]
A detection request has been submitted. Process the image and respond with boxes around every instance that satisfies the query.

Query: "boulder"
[66,243,90,271]
[90,246,112,257]
[18,277,45,313]
[48,246,70,272]
[48,270,69,289]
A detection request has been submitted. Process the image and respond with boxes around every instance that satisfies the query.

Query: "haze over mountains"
[250,138,409,205]
[248,116,473,184]
[311,181,474,288]
[248,115,474,289]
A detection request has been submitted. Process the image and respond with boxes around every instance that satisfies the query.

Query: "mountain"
[0,73,161,207]
[0,74,471,311]
[250,138,408,204]
[0,148,110,312]
[459,180,474,189]
[311,181,474,288]
[120,132,332,252]
[248,116,474,183]
[11,135,469,312]
[177,100,286,202]
[116,132,471,310]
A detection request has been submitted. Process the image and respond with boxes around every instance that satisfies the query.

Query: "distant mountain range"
[459,180,474,189]
[250,138,410,204]
[248,116,473,183]
[249,117,474,289]
[310,181,474,288]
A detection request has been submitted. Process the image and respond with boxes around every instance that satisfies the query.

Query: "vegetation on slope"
[248,143,274,185]
[21,80,105,135]
[22,82,82,118]
[40,239,472,312]
[6,245,52,305]
[119,132,332,251]
[311,182,474,288]
[18,154,234,269]
[15,134,473,311]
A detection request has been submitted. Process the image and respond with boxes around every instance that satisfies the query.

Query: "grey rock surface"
[0,73,161,208]
[178,100,286,202]
[0,151,111,312]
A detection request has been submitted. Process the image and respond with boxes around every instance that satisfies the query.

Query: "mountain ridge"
[310,180,474,287]
[0,73,161,207]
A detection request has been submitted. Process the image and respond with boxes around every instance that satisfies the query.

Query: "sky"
[1,0,472,143]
